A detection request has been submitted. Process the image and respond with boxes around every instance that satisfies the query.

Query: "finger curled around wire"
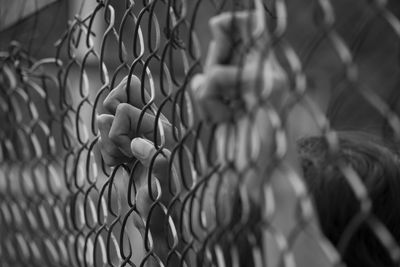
[103,75,150,115]
[97,114,130,166]
[131,138,170,168]
[130,137,180,193]
[206,11,269,68]
[193,54,289,124]
[108,103,174,157]
[209,11,266,42]
[192,64,259,123]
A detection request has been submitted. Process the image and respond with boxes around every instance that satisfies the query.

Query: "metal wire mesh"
[2,0,400,266]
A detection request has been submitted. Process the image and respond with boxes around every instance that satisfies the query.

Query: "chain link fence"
[1,0,400,266]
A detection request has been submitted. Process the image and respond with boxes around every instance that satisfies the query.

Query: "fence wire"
[2,0,400,266]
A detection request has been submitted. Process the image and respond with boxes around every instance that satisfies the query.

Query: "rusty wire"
[2,0,400,266]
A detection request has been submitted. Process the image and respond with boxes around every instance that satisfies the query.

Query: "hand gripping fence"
[2,0,400,266]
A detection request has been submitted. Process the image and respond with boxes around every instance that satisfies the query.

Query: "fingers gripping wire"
[4,1,400,267]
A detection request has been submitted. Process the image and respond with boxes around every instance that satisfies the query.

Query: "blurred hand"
[191,11,333,267]
[192,11,288,123]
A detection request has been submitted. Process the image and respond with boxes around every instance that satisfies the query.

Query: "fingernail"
[131,138,153,160]
[97,114,114,130]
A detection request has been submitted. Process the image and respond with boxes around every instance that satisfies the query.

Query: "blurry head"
[298,131,400,267]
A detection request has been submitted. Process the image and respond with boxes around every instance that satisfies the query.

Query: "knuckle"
[108,122,121,144]
[115,102,131,115]
[97,114,113,129]
[108,129,120,145]
[102,97,113,110]
[103,96,117,113]
[196,67,222,100]
[208,15,221,30]
[209,12,230,30]
[206,66,226,82]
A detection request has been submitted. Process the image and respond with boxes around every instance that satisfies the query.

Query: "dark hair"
[298,131,400,267]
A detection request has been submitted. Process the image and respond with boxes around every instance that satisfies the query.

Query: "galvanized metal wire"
[2,0,400,266]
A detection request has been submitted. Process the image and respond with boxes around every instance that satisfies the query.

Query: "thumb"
[131,138,180,193]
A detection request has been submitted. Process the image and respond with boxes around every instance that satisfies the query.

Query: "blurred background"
[2,0,400,137]
[2,1,400,266]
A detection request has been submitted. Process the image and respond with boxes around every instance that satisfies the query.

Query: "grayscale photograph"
[1,0,400,266]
